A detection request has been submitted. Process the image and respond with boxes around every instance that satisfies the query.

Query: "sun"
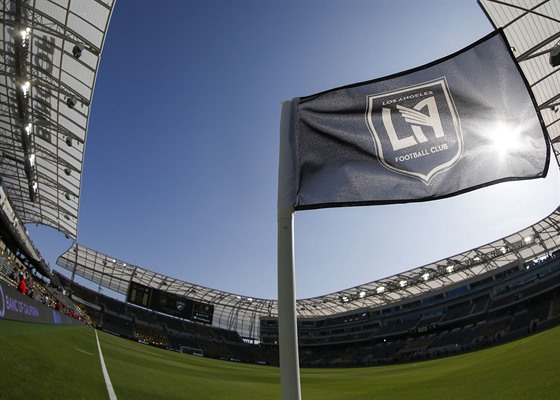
[487,121,526,157]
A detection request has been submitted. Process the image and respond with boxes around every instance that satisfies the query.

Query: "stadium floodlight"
[376,286,385,294]
[399,280,407,288]
[359,291,366,298]
[20,27,30,41]
[20,81,30,97]
[73,43,85,58]
[422,273,430,281]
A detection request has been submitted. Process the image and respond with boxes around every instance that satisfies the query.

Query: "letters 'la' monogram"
[365,77,463,184]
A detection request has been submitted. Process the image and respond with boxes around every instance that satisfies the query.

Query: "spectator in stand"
[56,300,62,312]
[17,275,27,295]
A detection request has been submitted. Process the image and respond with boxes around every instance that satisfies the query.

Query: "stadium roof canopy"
[57,0,560,340]
[0,0,115,239]
[58,208,560,339]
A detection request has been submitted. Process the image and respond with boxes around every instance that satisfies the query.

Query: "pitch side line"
[95,330,118,400]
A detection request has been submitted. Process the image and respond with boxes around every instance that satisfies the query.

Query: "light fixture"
[20,27,30,46]
[21,81,30,97]
[72,43,85,58]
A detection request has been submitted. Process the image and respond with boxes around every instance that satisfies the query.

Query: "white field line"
[95,330,118,400]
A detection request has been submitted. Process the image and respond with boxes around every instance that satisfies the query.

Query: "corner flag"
[276,29,550,400]
[284,30,549,211]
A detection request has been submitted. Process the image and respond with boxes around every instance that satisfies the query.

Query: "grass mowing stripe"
[95,329,118,400]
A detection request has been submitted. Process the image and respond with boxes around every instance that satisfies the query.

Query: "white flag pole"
[277,100,302,400]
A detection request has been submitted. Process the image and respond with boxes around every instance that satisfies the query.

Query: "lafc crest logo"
[176,301,185,311]
[365,77,463,184]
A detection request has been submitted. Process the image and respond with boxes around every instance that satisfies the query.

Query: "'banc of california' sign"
[0,282,40,319]
[32,33,57,144]
[0,281,83,325]
[5,25,57,144]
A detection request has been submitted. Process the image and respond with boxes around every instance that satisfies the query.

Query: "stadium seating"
[2,241,558,367]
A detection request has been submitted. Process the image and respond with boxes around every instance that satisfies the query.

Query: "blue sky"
[27,0,559,300]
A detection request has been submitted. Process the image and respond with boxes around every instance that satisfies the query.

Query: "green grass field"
[1,319,558,399]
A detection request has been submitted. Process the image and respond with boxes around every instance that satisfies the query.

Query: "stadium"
[1,1,559,399]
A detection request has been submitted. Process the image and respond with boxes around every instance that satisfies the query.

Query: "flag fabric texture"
[285,30,550,211]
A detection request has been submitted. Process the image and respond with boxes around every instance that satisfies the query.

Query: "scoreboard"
[127,282,214,324]
[127,281,151,308]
